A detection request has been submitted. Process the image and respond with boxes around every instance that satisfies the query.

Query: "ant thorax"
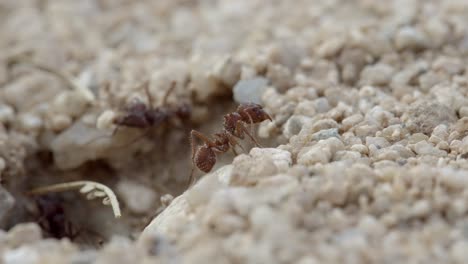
[223,112,243,136]
[114,102,151,128]
[146,108,170,126]
[213,133,230,152]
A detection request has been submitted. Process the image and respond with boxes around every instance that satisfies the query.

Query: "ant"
[34,194,79,239]
[33,194,104,246]
[90,80,191,147]
[189,103,272,183]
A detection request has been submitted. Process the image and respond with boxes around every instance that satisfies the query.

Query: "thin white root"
[29,181,121,218]
[28,62,95,103]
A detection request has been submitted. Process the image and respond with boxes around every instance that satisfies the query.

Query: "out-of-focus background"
[1,0,468,263]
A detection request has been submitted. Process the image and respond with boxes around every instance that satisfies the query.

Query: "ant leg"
[140,80,154,109]
[190,130,218,149]
[188,166,196,188]
[245,112,256,141]
[226,134,245,155]
[110,128,152,149]
[63,220,80,241]
[236,122,262,147]
[82,124,121,147]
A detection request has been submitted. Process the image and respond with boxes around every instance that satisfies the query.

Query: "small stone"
[316,37,345,58]
[410,200,431,218]
[432,124,449,140]
[116,180,157,214]
[365,106,394,128]
[334,150,361,161]
[51,90,92,118]
[451,240,468,262]
[359,63,394,85]
[96,110,117,130]
[418,71,443,92]
[411,140,447,157]
[313,98,331,113]
[3,246,40,264]
[249,148,292,172]
[354,124,380,137]
[6,223,42,248]
[16,112,43,132]
[0,104,14,124]
[160,194,174,208]
[341,114,363,132]
[213,56,241,87]
[266,64,294,92]
[231,153,278,186]
[0,186,14,226]
[365,137,391,149]
[233,77,268,104]
[395,26,429,50]
[50,122,111,169]
[309,119,339,134]
[190,55,226,102]
[350,144,369,155]
[432,56,464,75]
[424,19,450,47]
[0,157,6,175]
[311,128,340,141]
[294,100,316,117]
[459,106,468,118]
[283,115,312,139]
[48,114,72,132]
[297,137,345,166]
[404,101,457,135]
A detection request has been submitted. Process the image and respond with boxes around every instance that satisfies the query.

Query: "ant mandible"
[189,103,272,183]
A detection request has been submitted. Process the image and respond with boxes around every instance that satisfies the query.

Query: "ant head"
[175,103,191,119]
[238,103,272,123]
[125,101,148,112]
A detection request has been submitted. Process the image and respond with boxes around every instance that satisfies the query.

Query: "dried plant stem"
[29,181,121,218]
[7,54,95,102]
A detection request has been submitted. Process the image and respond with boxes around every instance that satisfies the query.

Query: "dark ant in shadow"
[89,80,191,148]
[189,103,272,184]
[34,194,79,240]
[33,194,104,246]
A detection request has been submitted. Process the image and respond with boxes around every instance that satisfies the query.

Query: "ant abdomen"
[194,146,216,173]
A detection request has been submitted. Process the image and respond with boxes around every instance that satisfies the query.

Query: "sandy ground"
[1,0,468,263]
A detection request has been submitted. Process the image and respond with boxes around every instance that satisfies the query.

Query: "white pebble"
[249,148,292,172]
[17,113,42,132]
[96,110,117,130]
[313,98,330,113]
[233,77,268,104]
[116,180,157,214]
[0,104,14,124]
[395,26,429,50]
[411,140,447,157]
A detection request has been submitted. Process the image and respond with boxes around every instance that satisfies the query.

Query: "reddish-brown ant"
[189,103,272,183]
[90,81,191,147]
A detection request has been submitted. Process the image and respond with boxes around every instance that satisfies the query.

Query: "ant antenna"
[162,81,177,106]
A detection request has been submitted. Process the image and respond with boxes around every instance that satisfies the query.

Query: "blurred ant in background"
[89,80,192,147]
